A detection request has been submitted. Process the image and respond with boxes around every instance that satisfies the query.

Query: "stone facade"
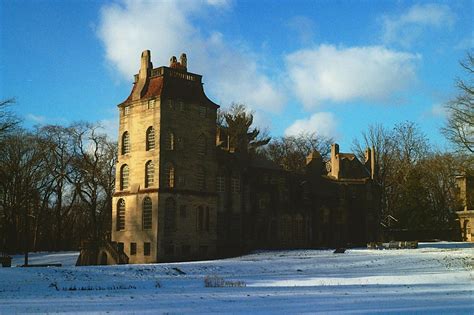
[111,50,380,264]
[456,174,474,242]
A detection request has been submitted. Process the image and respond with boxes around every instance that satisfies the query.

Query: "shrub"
[204,275,246,288]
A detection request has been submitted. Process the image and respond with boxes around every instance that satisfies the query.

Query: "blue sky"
[1,0,472,150]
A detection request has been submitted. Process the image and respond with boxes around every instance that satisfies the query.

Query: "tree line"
[0,53,471,253]
[0,111,116,253]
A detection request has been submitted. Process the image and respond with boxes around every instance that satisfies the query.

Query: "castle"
[106,50,380,264]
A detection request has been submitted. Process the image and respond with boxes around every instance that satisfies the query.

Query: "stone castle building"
[456,173,474,242]
[108,50,380,264]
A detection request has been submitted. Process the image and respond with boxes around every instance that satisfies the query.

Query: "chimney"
[169,56,177,67]
[132,50,153,101]
[371,146,376,180]
[180,53,187,70]
[330,143,340,179]
[331,143,339,159]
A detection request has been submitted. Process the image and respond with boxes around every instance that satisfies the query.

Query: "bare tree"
[442,52,474,153]
[352,124,396,219]
[70,122,117,242]
[0,131,51,253]
[39,125,79,250]
[264,133,333,173]
[0,98,20,138]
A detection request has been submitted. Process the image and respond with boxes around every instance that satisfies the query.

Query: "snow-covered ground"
[1,242,473,314]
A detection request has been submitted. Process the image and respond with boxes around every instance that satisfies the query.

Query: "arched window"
[165,131,175,150]
[165,163,175,188]
[145,161,154,188]
[120,164,129,190]
[164,197,176,233]
[146,127,155,151]
[121,131,130,155]
[197,134,206,155]
[196,166,205,190]
[142,197,152,230]
[116,199,125,231]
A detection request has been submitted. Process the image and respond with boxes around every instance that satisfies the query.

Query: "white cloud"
[285,112,337,139]
[99,116,119,141]
[205,0,231,7]
[26,114,47,124]
[285,44,420,109]
[429,103,447,118]
[381,3,455,47]
[97,0,284,113]
[454,36,474,51]
[286,16,316,44]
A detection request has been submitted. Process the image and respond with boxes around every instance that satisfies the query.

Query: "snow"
[1,242,473,314]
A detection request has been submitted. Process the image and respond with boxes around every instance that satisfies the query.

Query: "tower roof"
[119,51,219,109]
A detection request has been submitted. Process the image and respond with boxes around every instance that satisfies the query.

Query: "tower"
[112,50,219,263]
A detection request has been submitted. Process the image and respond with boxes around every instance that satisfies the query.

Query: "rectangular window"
[117,242,124,253]
[199,245,208,256]
[181,245,190,255]
[130,242,137,255]
[199,106,206,117]
[178,100,185,111]
[168,99,174,110]
[144,242,151,256]
[231,177,240,193]
[205,207,210,232]
[124,106,130,115]
[180,205,187,218]
[147,99,155,109]
[216,176,225,192]
[165,245,174,255]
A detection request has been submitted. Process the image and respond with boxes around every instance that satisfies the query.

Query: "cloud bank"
[97,0,285,113]
[285,44,420,109]
[381,3,455,47]
[285,112,337,138]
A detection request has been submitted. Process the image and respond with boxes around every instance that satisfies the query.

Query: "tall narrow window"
[164,197,176,233]
[144,242,151,256]
[199,106,206,117]
[145,161,154,188]
[142,197,152,230]
[116,199,125,231]
[165,163,175,188]
[205,207,210,232]
[231,176,240,193]
[120,164,129,190]
[146,127,155,150]
[216,176,225,192]
[166,131,175,150]
[147,99,155,109]
[197,206,204,231]
[180,205,187,218]
[168,99,174,110]
[196,166,205,190]
[121,131,130,155]
[197,134,206,155]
